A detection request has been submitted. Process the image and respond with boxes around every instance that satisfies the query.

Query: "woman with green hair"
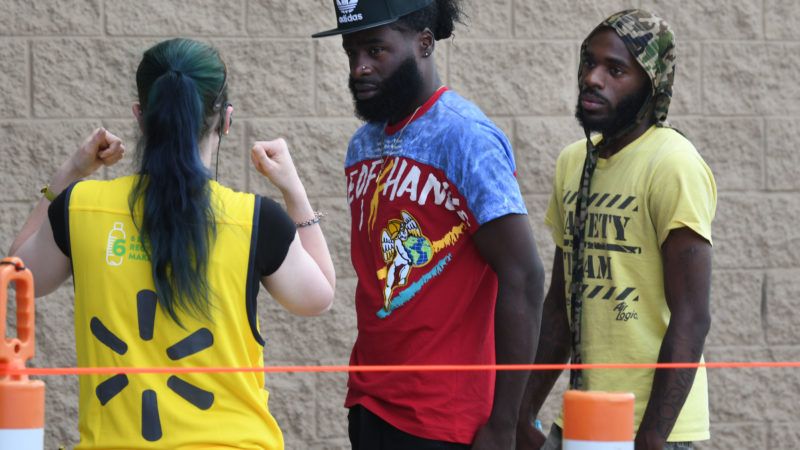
[10,38,335,449]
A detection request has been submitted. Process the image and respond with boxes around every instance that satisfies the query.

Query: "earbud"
[222,103,234,135]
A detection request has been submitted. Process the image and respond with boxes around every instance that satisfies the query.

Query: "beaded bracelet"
[296,211,325,228]
[40,185,57,202]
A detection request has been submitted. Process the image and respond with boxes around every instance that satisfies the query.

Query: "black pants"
[348,405,471,450]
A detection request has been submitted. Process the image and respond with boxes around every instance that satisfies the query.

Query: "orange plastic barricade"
[0,257,44,450]
[563,390,634,450]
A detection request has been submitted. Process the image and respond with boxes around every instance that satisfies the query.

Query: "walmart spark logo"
[91,290,215,442]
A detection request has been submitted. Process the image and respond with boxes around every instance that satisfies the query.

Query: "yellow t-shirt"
[545,126,716,442]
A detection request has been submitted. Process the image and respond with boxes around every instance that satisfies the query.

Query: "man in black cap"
[313,1,545,448]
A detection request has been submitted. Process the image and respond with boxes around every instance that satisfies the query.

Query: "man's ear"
[420,28,435,57]
[132,103,144,132]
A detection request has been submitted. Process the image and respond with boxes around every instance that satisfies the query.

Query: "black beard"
[575,84,651,137]
[349,57,424,123]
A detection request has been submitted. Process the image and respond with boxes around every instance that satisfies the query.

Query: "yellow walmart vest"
[67,176,283,449]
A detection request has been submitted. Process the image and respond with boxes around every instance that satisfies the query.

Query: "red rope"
[3,361,800,377]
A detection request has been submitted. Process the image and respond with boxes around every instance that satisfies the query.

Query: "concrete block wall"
[1,0,797,448]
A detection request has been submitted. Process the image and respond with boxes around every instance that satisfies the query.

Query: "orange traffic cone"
[0,257,45,450]
[563,390,634,449]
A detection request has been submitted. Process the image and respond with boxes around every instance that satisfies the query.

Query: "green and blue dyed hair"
[131,38,228,325]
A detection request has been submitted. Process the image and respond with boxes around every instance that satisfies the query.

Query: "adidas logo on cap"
[336,0,358,14]
[337,0,363,23]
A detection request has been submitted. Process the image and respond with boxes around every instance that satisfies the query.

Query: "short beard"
[349,57,424,123]
[575,84,651,137]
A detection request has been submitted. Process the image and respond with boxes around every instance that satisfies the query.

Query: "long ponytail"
[131,39,227,325]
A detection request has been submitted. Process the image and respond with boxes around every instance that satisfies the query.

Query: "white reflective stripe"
[0,428,44,450]
[564,439,633,450]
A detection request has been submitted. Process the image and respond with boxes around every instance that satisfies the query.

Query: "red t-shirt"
[343,89,527,443]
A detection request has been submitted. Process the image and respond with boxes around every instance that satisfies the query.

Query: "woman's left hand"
[65,127,126,179]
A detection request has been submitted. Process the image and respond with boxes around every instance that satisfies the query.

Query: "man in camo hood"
[517,10,716,450]
[568,6,679,393]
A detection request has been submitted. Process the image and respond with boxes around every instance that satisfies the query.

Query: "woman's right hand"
[251,138,336,316]
[250,138,303,195]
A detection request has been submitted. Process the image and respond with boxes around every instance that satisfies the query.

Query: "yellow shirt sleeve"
[648,146,717,246]
[545,150,567,249]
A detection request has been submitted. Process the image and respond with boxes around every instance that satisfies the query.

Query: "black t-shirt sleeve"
[254,196,296,277]
[47,183,76,258]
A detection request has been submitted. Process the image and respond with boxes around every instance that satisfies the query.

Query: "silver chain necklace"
[377,86,446,170]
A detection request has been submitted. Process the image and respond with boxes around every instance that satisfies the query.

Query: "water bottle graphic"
[106,222,126,266]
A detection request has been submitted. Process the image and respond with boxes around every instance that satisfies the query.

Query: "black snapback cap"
[312,0,434,38]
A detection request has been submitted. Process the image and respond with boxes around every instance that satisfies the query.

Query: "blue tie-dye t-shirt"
[343,88,527,444]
